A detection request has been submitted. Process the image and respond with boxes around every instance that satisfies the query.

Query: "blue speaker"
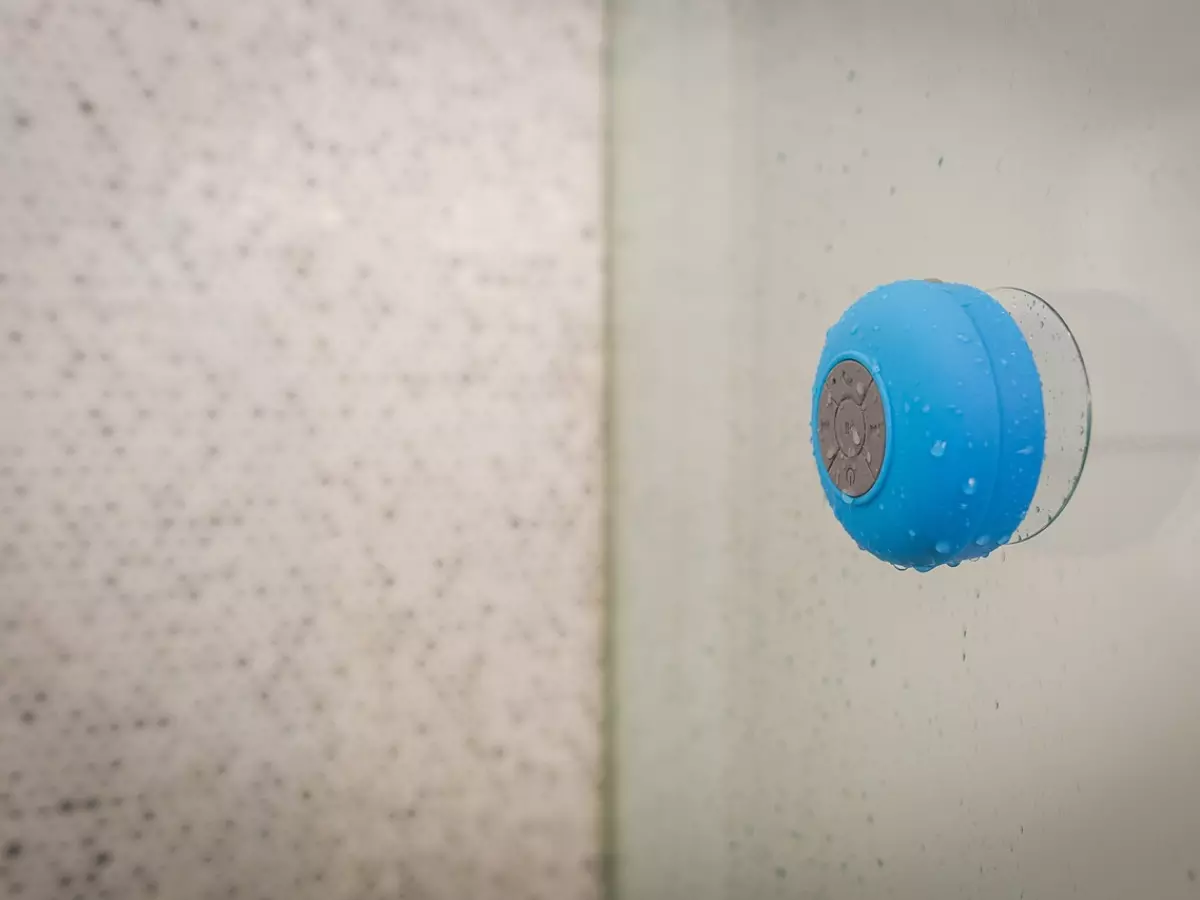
[812,280,1046,570]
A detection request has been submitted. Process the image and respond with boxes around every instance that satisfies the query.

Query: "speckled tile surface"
[0,2,603,898]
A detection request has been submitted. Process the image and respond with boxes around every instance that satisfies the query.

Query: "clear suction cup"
[986,286,1092,543]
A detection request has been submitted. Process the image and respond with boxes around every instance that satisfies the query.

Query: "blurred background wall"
[0,2,603,898]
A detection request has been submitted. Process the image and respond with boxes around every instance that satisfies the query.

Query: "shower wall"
[0,2,602,899]
[613,1,1200,898]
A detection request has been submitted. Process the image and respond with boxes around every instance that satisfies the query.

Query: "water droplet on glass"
[851,427,862,446]
[930,440,947,458]
[956,333,970,342]
[947,560,961,568]
[922,403,931,413]
[975,534,990,546]
[935,540,952,554]
[963,477,976,495]
[907,529,917,538]
[903,401,911,413]
[865,450,872,464]
[850,324,859,334]
[1016,445,1034,455]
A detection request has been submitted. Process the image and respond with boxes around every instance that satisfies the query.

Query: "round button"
[816,360,885,498]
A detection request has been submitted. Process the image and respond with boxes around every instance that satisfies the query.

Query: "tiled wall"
[0,2,603,898]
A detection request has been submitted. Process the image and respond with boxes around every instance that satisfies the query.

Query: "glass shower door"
[610,2,1200,898]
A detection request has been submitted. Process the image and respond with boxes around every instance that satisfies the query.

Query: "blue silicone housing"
[811,280,1046,570]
